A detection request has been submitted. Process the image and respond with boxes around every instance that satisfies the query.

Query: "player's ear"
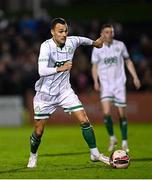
[112,28,115,37]
[51,29,54,36]
[65,24,68,34]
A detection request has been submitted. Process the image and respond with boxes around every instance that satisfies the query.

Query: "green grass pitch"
[0,123,152,179]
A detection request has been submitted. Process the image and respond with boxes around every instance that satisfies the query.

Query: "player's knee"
[118,109,126,118]
[119,116,127,121]
[35,127,44,137]
[102,107,111,115]
[81,121,91,128]
[79,115,89,124]
[75,111,89,124]
[80,119,90,125]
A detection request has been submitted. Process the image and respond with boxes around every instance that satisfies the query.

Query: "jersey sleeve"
[122,42,130,59]
[38,42,57,76]
[38,42,50,62]
[91,47,99,64]
[70,36,93,48]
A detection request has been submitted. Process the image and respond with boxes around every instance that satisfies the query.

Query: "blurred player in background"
[27,18,110,168]
[91,24,141,152]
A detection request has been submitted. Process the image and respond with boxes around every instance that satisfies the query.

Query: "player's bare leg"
[71,110,110,165]
[27,119,47,168]
[102,101,117,151]
[117,107,129,152]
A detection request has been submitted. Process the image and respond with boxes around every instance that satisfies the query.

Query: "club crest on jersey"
[115,47,120,52]
[67,46,74,54]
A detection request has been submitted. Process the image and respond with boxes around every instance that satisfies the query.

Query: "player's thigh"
[114,86,126,107]
[33,92,57,120]
[59,89,84,113]
[59,89,89,123]
[100,86,113,115]
[71,110,89,124]
[100,83,113,102]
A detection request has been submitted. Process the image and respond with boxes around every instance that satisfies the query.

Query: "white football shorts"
[100,84,127,107]
[33,89,84,120]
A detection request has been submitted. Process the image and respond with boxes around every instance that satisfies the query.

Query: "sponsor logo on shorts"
[34,106,41,113]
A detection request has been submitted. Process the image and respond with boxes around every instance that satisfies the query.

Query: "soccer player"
[91,24,141,152]
[27,18,110,168]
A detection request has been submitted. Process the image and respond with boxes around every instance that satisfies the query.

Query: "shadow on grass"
[0,167,27,174]
[132,157,152,162]
[39,152,111,170]
[40,151,89,157]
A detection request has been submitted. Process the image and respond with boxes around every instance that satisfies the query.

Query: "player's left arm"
[125,59,141,89]
[122,42,141,89]
[72,35,104,48]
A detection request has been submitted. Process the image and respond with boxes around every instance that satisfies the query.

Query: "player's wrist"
[133,76,138,81]
[94,81,99,84]
[92,41,95,46]
[50,67,57,74]
[57,66,66,72]
[57,67,62,72]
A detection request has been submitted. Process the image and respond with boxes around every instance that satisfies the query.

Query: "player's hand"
[94,82,100,91]
[133,77,141,90]
[93,35,105,48]
[57,61,72,72]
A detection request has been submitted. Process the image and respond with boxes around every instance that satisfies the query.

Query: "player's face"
[101,27,114,43]
[51,23,68,45]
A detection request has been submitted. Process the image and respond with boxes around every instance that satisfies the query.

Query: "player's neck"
[104,40,113,46]
[53,38,65,49]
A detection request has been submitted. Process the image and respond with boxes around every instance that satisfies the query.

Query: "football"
[110,150,130,169]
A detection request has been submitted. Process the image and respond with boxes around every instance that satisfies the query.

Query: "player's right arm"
[91,48,100,91]
[57,61,72,72]
[92,64,100,91]
[38,42,72,76]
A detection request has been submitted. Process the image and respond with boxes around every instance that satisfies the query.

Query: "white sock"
[30,152,37,156]
[122,140,128,146]
[90,147,100,157]
[110,135,116,141]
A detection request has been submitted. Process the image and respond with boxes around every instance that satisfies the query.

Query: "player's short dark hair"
[51,18,67,29]
[101,23,113,31]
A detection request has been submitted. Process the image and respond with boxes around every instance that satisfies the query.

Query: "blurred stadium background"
[0,0,152,179]
[0,0,152,126]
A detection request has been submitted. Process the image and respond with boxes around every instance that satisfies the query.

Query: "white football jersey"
[35,36,93,95]
[91,39,129,87]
